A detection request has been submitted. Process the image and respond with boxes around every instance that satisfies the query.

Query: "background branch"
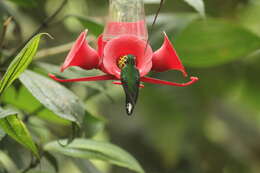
[2,0,68,66]
[0,17,12,49]
[35,35,96,59]
[35,42,73,59]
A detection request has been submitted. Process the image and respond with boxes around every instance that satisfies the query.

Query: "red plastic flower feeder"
[49,0,198,115]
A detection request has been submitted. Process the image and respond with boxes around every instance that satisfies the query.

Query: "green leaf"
[36,62,114,102]
[19,70,85,125]
[36,62,105,91]
[83,111,105,138]
[0,108,39,158]
[69,15,104,37]
[183,0,205,17]
[0,109,18,118]
[12,86,42,113]
[7,0,38,7]
[0,33,48,95]
[175,18,260,67]
[1,86,71,125]
[0,127,5,141]
[44,152,59,172]
[1,86,41,113]
[44,139,145,173]
[0,150,18,173]
[72,159,103,173]
[144,0,161,4]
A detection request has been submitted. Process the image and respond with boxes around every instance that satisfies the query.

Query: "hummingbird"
[120,54,140,115]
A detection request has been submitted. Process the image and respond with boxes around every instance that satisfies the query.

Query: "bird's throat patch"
[118,55,128,69]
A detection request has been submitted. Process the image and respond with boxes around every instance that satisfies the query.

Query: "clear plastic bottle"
[103,0,148,41]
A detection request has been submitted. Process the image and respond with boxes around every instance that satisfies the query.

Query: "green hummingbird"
[120,54,140,115]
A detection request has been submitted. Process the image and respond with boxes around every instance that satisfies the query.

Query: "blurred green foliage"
[0,0,260,173]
